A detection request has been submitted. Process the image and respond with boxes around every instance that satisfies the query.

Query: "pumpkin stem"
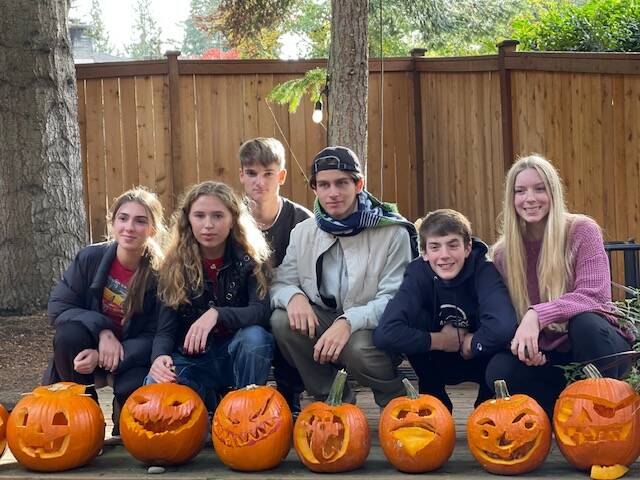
[402,378,419,400]
[326,369,348,406]
[582,363,603,379]
[493,379,511,400]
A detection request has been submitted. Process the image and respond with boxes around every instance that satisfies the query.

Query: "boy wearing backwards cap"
[270,146,418,407]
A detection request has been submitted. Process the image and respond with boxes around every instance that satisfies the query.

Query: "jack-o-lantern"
[120,383,208,465]
[467,379,551,475]
[212,384,292,471]
[0,403,8,458]
[6,382,104,472]
[294,369,370,473]
[379,378,455,473]
[553,364,640,471]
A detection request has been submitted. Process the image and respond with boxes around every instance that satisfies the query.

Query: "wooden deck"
[1,383,638,479]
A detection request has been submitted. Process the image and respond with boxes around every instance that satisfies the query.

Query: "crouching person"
[147,181,274,409]
[270,146,418,408]
[373,209,517,412]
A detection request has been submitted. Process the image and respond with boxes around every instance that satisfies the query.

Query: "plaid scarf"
[314,190,419,257]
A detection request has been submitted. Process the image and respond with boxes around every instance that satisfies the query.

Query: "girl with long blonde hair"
[488,155,633,416]
[148,181,273,408]
[46,187,166,437]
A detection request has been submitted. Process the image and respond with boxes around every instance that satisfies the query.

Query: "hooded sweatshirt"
[373,238,517,358]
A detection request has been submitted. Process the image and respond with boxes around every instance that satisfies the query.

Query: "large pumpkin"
[379,378,455,473]
[212,384,292,471]
[467,379,551,475]
[7,382,104,472]
[294,369,370,473]
[120,383,208,465]
[0,403,8,458]
[553,364,640,470]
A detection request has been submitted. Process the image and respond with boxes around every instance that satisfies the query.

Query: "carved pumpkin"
[212,384,292,471]
[294,369,370,473]
[6,382,104,472]
[467,379,551,475]
[0,403,8,458]
[553,364,640,471]
[120,383,208,465]
[379,378,455,473]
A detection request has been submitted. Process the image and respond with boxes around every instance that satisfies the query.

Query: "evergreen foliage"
[266,67,326,112]
[181,0,222,56]
[126,0,163,59]
[86,0,113,54]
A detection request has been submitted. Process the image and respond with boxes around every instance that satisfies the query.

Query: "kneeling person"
[270,146,418,408]
[373,209,517,411]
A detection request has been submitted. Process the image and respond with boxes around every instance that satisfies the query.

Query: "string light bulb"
[312,100,323,123]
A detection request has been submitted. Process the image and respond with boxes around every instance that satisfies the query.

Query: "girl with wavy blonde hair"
[148,181,274,408]
[487,155,633,417]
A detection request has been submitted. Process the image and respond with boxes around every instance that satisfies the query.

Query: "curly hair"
[106,187,166,322]
[158,181,271,308]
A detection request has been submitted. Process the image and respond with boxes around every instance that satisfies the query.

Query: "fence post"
[166,50,181,206]
[411,48,427,218]
[497,40,519,174]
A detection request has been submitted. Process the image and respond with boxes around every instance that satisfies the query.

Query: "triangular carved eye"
[52,412,68,426]
[133,396,149,405]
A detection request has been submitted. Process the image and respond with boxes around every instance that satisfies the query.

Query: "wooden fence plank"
[195,75,215,182]
[77,80,90,235]
[84,79,107,240]
[152,75,173,211]
[135,76,156,190]
[102,78,124,207]
[119,77,139,190]
[177,75,198,193]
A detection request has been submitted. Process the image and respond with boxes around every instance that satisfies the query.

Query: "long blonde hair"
[158,181,271,308]
[492,155,573,319]
[106,187,166,322]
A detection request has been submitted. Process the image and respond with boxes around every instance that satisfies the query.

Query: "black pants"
[409,351,492,413]
[485,312,632,418]
[53,322,147,409]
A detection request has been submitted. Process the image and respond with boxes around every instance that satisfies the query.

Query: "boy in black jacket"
[373,209,517,411]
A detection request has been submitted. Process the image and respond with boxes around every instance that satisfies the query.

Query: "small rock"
[147,466,165,474]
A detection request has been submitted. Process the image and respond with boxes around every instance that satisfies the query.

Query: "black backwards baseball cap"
[310,146,362,179]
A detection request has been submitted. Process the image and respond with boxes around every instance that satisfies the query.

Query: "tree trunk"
[0,0,87,313]
[328,0,368,175]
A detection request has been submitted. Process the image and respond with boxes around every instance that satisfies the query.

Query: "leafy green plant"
[510,0,640,52]
[266,67,326,112]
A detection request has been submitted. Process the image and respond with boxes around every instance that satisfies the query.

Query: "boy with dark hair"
[373,209,517,411]
[270,146,419,408]
[238,137,311,414]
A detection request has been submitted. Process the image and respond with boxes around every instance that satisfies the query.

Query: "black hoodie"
[373,238,517,358]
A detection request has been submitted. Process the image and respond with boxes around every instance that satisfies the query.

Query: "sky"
[70,0,191,53]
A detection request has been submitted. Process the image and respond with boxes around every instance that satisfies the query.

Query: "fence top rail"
[75,50,640,80]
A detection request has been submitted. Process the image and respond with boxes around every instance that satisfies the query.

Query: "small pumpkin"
[0,403,8,458]
[294,369,370,473]
[379,378,455,473]
[120,383,208,465]
[7,382,104,472]
[553,364,640,471]
[212,384,292,471]
[467,379,551,475]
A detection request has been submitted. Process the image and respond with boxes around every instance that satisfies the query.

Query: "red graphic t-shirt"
[203,257,228,336]
[102,257,135,339]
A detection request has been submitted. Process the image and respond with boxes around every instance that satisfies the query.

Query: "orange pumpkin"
[0,403,8,458]
[553,364,640,470]
[379,378,455,473]
[212,384,292,471]
[120,383,208,465]
[7,382,104,472]
[294,369,370,473]
[467,379,551,475]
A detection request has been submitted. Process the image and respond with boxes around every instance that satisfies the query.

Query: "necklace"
[256,197,283,231]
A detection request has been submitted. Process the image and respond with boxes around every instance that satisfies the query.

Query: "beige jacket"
[270,217,412,332]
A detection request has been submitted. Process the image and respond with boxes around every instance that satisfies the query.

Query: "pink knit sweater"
[493,216,632,351]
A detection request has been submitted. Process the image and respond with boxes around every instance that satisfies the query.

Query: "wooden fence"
[76,44,640,264]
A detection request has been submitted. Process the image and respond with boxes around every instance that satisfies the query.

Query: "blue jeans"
[146,326,274,409]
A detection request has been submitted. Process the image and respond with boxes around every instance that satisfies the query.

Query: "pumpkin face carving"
[0,404,8,458]
[294,370,370,473]
[212,385,292,471]
[467,380,551,475]
[553,365,640,470]
[120,383,208,465]
[379,379,455,473]
[7,382,104,472]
